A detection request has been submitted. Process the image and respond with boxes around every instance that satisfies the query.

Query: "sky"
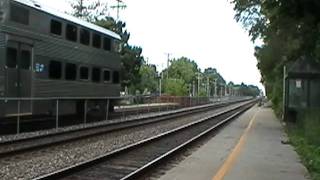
[37,0,263,90]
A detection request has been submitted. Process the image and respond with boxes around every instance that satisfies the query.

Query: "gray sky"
[38,0,263,90]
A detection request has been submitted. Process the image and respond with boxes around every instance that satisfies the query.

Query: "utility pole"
[215,80,218,97]
[207,77,210,97]
[192,81,195,97]
[211,80,215,97]
[231,87,234,96]
[159,72,164,97]
[197,73,201,97]
[110,0,127,21]
[164,53,171,79]
[159,78,162,97]
[225,84,228,96]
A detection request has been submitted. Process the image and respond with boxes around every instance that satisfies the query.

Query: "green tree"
[228,81,234,87]
[163,79,189,96]
[233,83,260,97]
[95,17,130,45]
[231,0,320,115]
[137,63,158,94]
[165,57,199,84]
[162,59,231,97]
[69,0,107,22]
[203,68,226,96]
[203,68,225,84]
[120,45,144,92]
[161,57,199,96]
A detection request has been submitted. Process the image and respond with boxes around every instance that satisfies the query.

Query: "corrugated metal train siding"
[1,22,121,98]
[0,32,5,84]
[0,32,5,48]
[35,40,120,68]
[0,76,4,95]
[2,26,121,68]
[33,79,120,97]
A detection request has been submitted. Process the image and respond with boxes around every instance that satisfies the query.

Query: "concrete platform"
[158,105,309,180]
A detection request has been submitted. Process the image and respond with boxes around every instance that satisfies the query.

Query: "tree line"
[69,0,260,97]
[231,0,320,115]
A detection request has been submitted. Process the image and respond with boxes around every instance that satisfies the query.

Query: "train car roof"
[12,0,121,40]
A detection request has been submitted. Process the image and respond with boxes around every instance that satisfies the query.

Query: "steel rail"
[35,100,256,180]
[0,99,251,157]
[122,104,251,180]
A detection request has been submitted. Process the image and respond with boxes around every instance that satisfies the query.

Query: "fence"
[0,95,241,135]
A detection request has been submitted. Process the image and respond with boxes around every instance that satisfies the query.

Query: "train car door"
[5,41,32,116]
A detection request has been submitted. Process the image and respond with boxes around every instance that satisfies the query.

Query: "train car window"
[50,20,62,35]
[103,70,111,82]
[10,3,29,25]
[103,37,111,51]
[65,63,77,80]
[80,66,89,80]
[92,33,101,48]
[49,61,62,79]
[6,48,17,68]
[80,29,90,45]
[113,71,120,84]
[92,67,101,82]
[66,24,77,42]
[20,50,31,70]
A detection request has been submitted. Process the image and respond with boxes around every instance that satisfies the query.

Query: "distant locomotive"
[0,0,121,118]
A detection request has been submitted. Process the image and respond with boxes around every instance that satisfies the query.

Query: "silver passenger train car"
[0,0,121,117]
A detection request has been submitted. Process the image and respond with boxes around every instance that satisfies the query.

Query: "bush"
[163,78,188,96]
[287,108,320,180]
[300,109,320,146]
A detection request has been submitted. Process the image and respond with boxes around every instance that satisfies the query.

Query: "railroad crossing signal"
[110,0,127,20]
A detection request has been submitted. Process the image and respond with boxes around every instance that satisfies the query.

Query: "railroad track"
[0,106,174,135]
[36,100,256,180]
[0,103,178,135]
[0,99,250,157]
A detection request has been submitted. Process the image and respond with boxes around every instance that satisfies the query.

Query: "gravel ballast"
[0,103,244,180]
[0,101,230,143]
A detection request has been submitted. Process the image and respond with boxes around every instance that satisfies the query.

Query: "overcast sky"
[37,0,263,90]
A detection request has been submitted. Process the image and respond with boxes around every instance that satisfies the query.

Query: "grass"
[286,109,320,180]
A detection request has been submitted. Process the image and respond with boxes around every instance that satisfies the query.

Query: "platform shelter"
[284,56,320,121]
